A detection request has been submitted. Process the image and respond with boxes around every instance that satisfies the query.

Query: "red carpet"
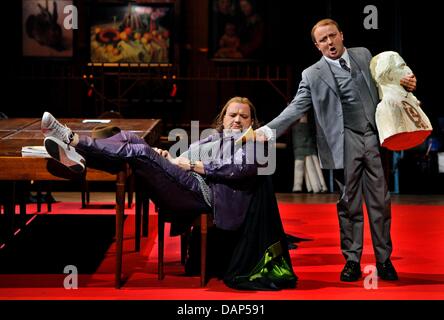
[1,200,444,300]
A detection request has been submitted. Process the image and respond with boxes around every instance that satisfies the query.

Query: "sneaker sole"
[44,137,85,173]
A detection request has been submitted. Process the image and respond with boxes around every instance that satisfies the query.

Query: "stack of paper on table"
[21,146,50,158]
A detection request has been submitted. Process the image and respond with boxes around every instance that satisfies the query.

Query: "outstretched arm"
[255,72,313,140]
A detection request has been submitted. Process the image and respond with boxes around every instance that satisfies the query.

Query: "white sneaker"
[44,136,85,173]
[41,112,74,144]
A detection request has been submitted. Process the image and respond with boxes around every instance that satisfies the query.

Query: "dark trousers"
[75,131,210,214]
[336,129,392,264]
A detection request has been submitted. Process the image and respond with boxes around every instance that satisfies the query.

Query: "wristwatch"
[189,159,196,171]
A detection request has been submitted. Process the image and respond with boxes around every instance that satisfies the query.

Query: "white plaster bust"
[370,51,432,150]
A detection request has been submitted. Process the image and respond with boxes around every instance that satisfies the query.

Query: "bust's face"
[386,53,413,84]
[372,52,413,85]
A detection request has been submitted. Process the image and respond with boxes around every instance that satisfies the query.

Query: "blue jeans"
[75,131,210,215]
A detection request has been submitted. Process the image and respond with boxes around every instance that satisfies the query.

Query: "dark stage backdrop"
[2,0,443,193]
[3,1,441,117]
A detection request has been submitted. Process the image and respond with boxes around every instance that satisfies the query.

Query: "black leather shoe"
[340,261,362,282]
[376,259,398,280]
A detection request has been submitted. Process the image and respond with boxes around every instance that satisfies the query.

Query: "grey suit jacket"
[267,47,379,169]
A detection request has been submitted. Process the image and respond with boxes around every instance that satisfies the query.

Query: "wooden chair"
[135,191,212,287]
[157,207,211,287]
[34,184,54,212]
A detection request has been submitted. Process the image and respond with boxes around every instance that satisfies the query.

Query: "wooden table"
[0,118,162,288]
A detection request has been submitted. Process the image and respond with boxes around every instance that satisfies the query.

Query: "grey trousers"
[336,129,392,264]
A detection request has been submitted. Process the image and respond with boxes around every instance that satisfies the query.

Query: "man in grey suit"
[257,18,417,282]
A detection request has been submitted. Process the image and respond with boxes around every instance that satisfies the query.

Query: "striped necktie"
[339,58,350,72]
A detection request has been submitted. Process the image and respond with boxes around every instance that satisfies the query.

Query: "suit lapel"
[315,58,340,98]
[348,50,375,102]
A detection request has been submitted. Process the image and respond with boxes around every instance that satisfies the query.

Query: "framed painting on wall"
[22,0,74,58]
[210,0,265,61]
[90,2,174,64]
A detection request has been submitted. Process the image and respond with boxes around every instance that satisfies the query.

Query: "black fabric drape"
[186,176,297,290]
[223,176,297,290]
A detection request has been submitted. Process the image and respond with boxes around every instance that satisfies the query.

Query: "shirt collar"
[324,48,350,70]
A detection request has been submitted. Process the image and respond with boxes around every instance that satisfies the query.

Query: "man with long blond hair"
[40,96,297,290]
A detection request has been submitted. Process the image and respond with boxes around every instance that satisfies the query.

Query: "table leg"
[1,182,16,242]
[115,169,126,289]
